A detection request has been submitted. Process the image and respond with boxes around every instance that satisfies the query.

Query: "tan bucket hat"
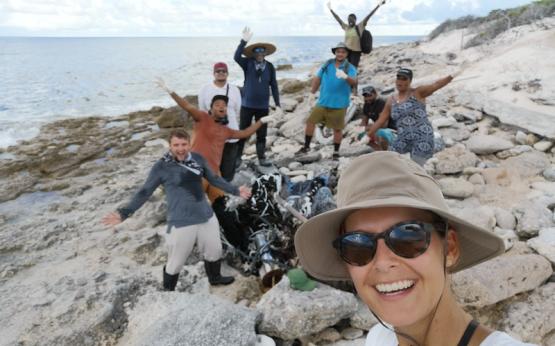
[243,42,277,58]
[294,151,505,281]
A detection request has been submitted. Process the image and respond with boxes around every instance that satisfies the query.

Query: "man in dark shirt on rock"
[359,86,394,151]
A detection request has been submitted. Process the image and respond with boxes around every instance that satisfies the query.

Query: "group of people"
[101,5,535,345]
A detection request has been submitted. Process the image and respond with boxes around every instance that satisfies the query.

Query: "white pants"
[165,215,222,275]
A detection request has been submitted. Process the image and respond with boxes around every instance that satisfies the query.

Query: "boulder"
[438,123,472,142]
[122,292,260,346]
[349,298,378,331]
[543,166,555,182]
[447,107,482,123]
[499,283,555,344]
[501,151,550,178]
[256,276,358,340]
[434,145,479,174]
[438,177,474,199]
[465,135,514,155]
[513,200,555,238]
[449,204,496,231]
[527,228,555,265]
[496,145,533,159]
[493,207,516,230]
[533,140,553,152]
[452,254,552,308]
[431,116,457,128]
[468,173,485,185]
[155,106,187,128]
[281,79,310,94]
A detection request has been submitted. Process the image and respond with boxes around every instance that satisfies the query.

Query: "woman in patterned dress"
[366,68,455,166]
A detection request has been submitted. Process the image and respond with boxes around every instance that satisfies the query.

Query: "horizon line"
[0,34,426,39]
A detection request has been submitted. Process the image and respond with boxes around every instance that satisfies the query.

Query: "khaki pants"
[164,215,222,275]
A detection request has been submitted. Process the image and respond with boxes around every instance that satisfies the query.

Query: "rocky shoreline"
[1,17,555,346]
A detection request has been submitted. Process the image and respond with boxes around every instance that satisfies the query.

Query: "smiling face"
[334,47,348,62]
[210,99,228,118]
[344,207,459,328]
[169,136,191,162]
[348,14,356,26]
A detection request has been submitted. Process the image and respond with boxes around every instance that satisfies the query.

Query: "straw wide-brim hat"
[243,42,277,58]
[294,151,505,281]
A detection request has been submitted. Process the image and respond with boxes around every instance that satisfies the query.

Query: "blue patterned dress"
[389,94,434,164]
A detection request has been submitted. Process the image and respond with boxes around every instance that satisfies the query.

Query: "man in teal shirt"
[297,42,357,159]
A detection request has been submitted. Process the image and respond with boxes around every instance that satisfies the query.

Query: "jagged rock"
[279,115,306,143]
[155,106,187,128]
[280,98,298,112]
[339,145,373,158]
[122,292,260,346]
[544,166,555,182]
[465,135,514,154]
[468,173,485,185]
[493,227,517,251]
[438,177,474,198]
[534,140,553,152]
[311,328,342,344]
[495,145,533,159]
[281,79,310,94]
[500,151,550,178]
[349,298,378,330]
[494,207,516,230]
[447,107,482,123]
[256,277,358,340]
[527,228,555,265]
[438,123,472,142]
[449,203,496,231]
[431,116,457,128]
[434,144,479,174]
[513,200,555,238]
[452,254,552,308]
[499,283,555,344]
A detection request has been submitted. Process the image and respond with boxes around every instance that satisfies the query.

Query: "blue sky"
[0,0,534,37]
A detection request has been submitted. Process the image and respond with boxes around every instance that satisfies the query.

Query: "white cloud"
[0,0,534,36]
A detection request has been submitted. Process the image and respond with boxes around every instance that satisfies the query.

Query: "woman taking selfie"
[295,151,536,346]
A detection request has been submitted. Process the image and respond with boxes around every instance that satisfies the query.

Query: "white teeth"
[375,280,415,293]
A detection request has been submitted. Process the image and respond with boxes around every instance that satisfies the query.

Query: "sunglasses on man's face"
[333,220,446,266]
[214,69,227,74]
[253,47,266,54]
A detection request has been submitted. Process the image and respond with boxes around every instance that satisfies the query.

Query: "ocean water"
[0,36,421,148]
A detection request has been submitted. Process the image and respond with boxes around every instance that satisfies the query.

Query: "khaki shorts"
[308,106,346,130]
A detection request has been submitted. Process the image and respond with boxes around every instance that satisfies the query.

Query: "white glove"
[336,69,348,80]
[155,77,172,94]
[327,1,332,10]
[260,113,278,125]
[242,27,253,42]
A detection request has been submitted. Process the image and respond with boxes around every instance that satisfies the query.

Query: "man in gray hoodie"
[102,129,251,290]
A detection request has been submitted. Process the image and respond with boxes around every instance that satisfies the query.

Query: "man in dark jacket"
[102,130,252,291]
[234,27,282,167]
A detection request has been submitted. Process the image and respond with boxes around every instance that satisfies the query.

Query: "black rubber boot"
[162,266,179,291]
[204,260,235,286]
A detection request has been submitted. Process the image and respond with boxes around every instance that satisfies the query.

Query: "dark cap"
[397,68,413,80]
[210,95,229,107]
[362,86,376,96]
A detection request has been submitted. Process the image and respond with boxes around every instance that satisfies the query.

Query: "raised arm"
[414,75,454,100]
[234,27,252,71]
[155,77,205,122]
[327,2,346,27]
[230,120,263,139]
[367,96,392,137]
[361,0,385,26]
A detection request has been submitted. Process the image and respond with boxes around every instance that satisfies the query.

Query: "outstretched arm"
[230,120,263,139]
[104,162,163,225]
[155,77,204,122]
[361,0,385,26]
[327,2,346,27]
[415,75,454,100]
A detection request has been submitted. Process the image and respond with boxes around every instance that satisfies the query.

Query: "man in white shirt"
[198,62,242,181]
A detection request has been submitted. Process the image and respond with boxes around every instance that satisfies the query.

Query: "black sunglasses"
[332,220,446,266]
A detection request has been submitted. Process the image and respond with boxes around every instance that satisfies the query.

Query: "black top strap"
[457,320,479,346]
[225,83,229,97]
